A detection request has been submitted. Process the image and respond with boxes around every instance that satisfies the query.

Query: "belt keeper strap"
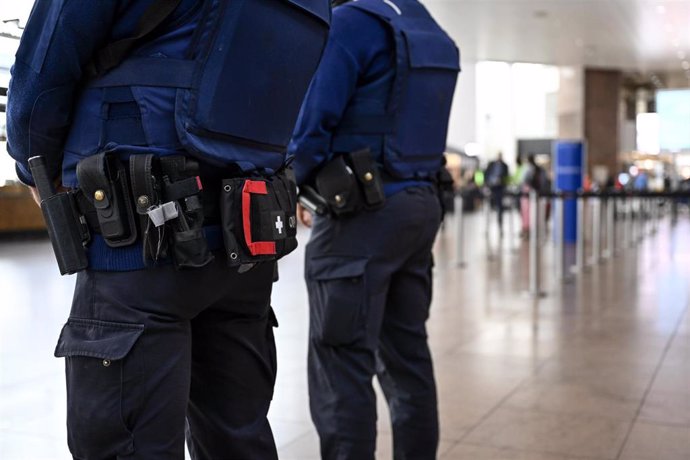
[129,154,156,214]
[242,180,276,256]
[164,176,202,201]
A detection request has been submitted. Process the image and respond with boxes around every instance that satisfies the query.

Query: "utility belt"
[298,149,386,218]
[30,151,298,275]
[298,148,455,219]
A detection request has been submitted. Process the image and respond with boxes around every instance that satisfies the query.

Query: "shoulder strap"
[345,0,402,21]
[86,0,184,78]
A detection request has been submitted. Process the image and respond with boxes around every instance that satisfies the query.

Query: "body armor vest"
[332,0,459,179]
[84,0,330,173]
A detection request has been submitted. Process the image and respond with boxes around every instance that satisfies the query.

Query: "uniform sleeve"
[6,0,121,185]
[287,8,370,186]
[288,7,393,186]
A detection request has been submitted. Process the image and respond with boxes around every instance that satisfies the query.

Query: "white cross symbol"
[275,216,284,235]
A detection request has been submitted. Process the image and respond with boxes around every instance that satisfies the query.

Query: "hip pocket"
[54,318,144,459]
[307,256,368,346]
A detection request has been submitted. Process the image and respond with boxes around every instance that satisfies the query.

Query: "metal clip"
[146,201,179,227]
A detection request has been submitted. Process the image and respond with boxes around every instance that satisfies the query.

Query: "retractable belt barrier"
[451,188,689,297]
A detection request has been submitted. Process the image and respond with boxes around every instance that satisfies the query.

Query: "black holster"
[77,151,138,247]
[29,155,90,275]
[314,148,385,217]
[128,154,214,269]
[38,192,90,275]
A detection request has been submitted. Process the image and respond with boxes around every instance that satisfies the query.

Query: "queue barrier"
[453,189,689,297]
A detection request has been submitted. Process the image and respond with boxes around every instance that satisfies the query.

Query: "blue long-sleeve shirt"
[7,0,197,186]
[287,6,395,186]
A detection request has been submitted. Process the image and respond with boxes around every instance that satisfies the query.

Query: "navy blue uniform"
[7,0,329,458]
[288,0,459,458]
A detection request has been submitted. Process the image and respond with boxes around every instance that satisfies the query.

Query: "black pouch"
[172,227,212,268]
[348,148,385,210]
[39,191,91,275]
[159,156,213,269]
[77,151,138,247]
[315,155,363,216]
[220,170,298,266]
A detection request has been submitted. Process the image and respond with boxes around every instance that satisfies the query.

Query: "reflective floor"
[1,208,689,459]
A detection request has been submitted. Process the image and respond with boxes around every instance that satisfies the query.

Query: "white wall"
[446,61,476,153]
[471,62,563,169]
[558,67,584,140]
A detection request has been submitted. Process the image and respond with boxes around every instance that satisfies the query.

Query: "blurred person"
[484,152,509,233]
[520,154,547,236]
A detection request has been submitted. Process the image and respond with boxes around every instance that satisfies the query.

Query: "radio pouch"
[220,170,298,267]
[77,151,138,247]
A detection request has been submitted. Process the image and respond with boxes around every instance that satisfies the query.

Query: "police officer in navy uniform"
[7,0,329,458]
[288,0,459,458]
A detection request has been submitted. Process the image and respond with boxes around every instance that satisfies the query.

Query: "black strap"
[335,114,396,135]
[87,57,195,88]
[76,153,112,209]
[129,154,158,214]
[86,0,184,77]
[348,149,385,208]
[165,177,202,201]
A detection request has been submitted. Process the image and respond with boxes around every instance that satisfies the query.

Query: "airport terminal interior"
[1,0,690,459]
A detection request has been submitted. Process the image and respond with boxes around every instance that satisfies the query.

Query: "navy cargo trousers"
[54,258,278,460]
[305,186,442,460]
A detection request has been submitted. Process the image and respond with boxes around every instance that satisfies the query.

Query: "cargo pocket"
[307,256,368,346]
[54,318,144,459]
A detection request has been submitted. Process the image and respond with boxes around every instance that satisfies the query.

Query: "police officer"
[7,0,328,458]
[288,0,459,458]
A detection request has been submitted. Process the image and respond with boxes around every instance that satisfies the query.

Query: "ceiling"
[425,0,690,75]
[0,0,689,76]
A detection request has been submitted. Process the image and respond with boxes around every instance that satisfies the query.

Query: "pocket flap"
[54,318,144,360]
[308,256,368,280]
[403,30,460,71]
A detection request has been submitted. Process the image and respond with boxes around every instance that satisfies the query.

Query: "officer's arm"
[287,13,363,186]
[6,0,122,186]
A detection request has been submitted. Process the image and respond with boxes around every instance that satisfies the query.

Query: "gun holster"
[314,148,385,217]
[298,184,329,216]
[77,151,138,247]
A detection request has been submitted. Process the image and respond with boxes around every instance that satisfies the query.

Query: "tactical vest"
[86,0,330,173]
[332,0,459,179]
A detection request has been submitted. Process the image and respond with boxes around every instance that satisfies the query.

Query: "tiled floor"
[1,207,689,460]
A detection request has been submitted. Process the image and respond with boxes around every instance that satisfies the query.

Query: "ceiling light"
[678,50,687,60]
[672,39,680,48]
[682,61,690,70]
